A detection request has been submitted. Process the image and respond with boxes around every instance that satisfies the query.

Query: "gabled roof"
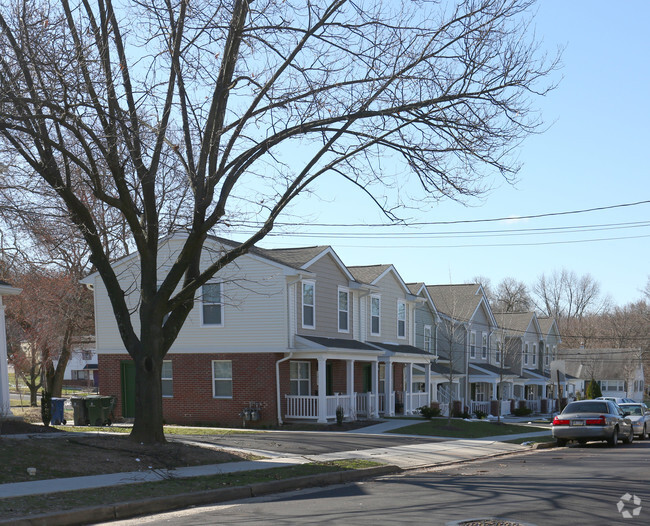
[348,264,414,296]
[493,311,540,339]
[426,283,495,327]
[537,316,562,342]
[407,282,439,317]
[557,348,644,380]
[260,246,330,268]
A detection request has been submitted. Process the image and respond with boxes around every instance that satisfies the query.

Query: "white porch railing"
[356,392,376,417]
[470,400,491,415]
[285,395,318,419]
[408,392,430,413]
[326,394,354,419]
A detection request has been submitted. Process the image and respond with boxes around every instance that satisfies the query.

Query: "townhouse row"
[83,234,565,427]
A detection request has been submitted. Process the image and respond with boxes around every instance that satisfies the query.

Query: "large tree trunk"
[46,341,73,398]
[129,347,166,444]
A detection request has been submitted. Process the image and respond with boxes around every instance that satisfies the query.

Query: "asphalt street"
[106,440,650,526]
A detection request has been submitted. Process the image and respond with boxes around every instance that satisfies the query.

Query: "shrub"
[512,407,532,417]
[586,379,602,399]
[336,406,345,426]
[474,410,488,420]
[419,405,441,419]
[453,408,471,419]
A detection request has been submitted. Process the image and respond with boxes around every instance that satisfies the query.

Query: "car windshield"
[564,402,609,414]
[622,405,644,415]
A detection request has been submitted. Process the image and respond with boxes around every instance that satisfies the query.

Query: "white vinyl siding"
[338,288,349,333]
[212,360,233,398]
[302,281,315,329]
[290,361,310,395]
[201,283,223,326]
[397,300,406,339]
[370,295,381,336]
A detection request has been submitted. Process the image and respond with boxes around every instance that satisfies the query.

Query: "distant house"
[1,280,21,417]
[52,336,98,389]
[559,348,645,401]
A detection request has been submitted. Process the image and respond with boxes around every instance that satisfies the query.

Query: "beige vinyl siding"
[364,272,409,344]
[296,253,354,339]
[93,238,289,354]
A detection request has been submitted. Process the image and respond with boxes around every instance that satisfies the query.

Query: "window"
[481,333,488,360]
[302,281,315,328]
[81,350,93,361]
[370,295,381,335]
[290,361,310,396]
[424,325,432,353]
[523,343,529,365]
[532,344,537,366]
[202,283,223,326]
[71,370,89,381]
[162,360,173,397]
[212,360,233,398]
[544,350,549,366]
[338,288,349,332]
[397,300,406,338]
[470,332,476,359]
[495,342,501,364]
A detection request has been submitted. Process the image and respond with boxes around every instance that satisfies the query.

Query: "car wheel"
[577,439,587,445]
[623,426,634,444]
[641,425,648,440]
[607,427,619,447]
[556,438,567,447]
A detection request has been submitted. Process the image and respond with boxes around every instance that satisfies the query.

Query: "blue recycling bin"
[50,397,67,425]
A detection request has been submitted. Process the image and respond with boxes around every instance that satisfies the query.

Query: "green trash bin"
[86,395,116,426]
[71,397,90,426]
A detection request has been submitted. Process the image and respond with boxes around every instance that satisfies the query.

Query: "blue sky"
[254,1,649,307]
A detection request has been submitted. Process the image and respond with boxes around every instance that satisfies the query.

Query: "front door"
[120,361,136,418]
[362,364,372,393]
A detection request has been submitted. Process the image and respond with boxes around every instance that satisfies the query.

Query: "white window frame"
[470,331,476,359]
[424,325,432,353]
[523,343,529,365]
[481,333,488,360]
[397,300,406,339]
[201,282,224,327]
[338,287,350,333]
[370,295,381,336]
[162,360,173,398]
[212,360,233,399]
[302,280,316,329]
[290,361,311,396]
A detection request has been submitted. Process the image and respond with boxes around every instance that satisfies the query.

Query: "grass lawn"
[388,418,548,438]
[0,460,379,520]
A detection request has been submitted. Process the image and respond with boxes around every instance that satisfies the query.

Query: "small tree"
[585,379,602,399]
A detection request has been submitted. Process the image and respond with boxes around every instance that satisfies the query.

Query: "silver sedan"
[618,403,649,439]
[552,400,634,447]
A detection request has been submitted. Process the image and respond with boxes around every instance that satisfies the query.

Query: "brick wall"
[99,353,282,427]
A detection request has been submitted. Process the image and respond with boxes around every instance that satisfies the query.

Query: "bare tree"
[494,277,531,313]
[470,275,494,305]
[0,0,558,443]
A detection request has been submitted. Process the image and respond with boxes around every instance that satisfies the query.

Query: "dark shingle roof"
[493,312,535,337]
[557,348,643,380]
[369,342,433,356]
[260,246,330,268]
[297,335,378,351]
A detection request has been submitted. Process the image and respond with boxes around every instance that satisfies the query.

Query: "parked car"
[618,403,649,439]
[596,396,636,404]
[552,400,634,447]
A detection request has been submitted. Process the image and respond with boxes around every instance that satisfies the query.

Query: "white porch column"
[346,359,355,418]
[317,357,327,423]
[406,363,413,414]
[385,361,394,417]
[431,380,438,402]
[0,302,13,417]
[425,363,431,404]
[371,361,379,418]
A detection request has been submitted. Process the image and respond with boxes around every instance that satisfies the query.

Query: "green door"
[120,361,136,418]
[362,364,372,393]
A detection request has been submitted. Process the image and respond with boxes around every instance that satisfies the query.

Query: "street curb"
[532,441,557,449]
[2,465,400,526]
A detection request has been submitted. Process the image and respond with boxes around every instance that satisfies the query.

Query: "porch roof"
[370,342,433,357]
[296,335,378,351]
[470,362,517,378]
[430,362,465,376]
[521,369,548,385]
[468,364,497,379]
